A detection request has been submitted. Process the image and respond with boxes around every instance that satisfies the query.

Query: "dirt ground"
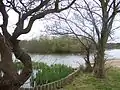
[106,59,120,67]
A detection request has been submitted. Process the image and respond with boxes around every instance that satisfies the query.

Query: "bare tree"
[0,0,76,89]
[46,13,95,72]
[46,0,120,78]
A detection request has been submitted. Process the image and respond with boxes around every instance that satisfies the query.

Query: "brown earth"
[106,59,120,67]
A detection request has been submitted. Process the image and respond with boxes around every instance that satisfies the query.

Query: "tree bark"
[93,47,105,78]
[0,34,18,90]
[11,39,32,87]
[84,48,93,72]
[85,62,93,72]
[0,34,32,90]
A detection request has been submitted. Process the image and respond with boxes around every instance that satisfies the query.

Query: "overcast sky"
[4,10,45,40]
[1,8,120,43]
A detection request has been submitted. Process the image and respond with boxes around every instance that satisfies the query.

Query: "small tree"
[0,0,76,89]
[46,14,95,72]
[80,38,94,72]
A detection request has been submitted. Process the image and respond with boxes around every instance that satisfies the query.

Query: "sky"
[10,10,46,40]
[0,9,45,40]
[1,6,120,43]
[108,14,120,43]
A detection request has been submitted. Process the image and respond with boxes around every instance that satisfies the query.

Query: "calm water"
[105,49,120,59]
[28,49,120,68]
[13,49,120,69]
[20,49,120,88]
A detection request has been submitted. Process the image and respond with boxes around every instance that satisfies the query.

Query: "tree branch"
[0,1,11,38]
[22,0,50,20]
[83,0,100,41]
[11,0,76,39]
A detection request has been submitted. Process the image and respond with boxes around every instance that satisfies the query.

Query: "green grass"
[31,64,73,86]
[62,67,120,90]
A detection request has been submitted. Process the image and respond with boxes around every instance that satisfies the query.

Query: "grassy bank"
[61,67,120,90]
[32,64,73,86]
[14,62,73,87]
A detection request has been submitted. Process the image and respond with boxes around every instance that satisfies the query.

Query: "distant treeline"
[19,36,92,54]
[106,43,120,49]
[19,36,118,54]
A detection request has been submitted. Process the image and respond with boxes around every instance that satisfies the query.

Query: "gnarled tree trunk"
[0,34,32,90]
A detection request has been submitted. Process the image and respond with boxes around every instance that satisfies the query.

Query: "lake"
[13,49,120,69]
[20,49,120,88]
[17,49,120,68]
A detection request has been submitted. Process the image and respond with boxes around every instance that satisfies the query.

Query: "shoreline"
[106,59,120,67]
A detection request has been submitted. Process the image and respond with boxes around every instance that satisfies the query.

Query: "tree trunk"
[84,48,93,72]
[0,34,32,89]
[0,86,18,90]
[93,49,105,78]
[85,62,93,72]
